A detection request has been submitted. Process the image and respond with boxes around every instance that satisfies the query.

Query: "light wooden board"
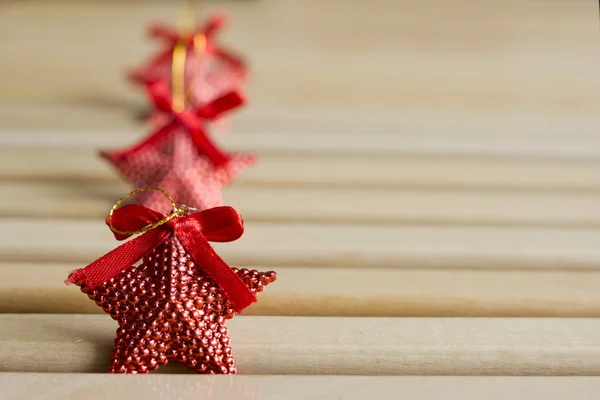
[3,148,600,192]
[3,129,600,160]
[2,374,600,400]
[3,262,600,317]
[1,0,600,134]
[2,219,600,270]
[2,0,600,386]
[4,181,600,227]
[2,315,600,375]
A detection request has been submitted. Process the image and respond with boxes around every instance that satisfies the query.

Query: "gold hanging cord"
[171,0,207,112]
[107,187,190,236]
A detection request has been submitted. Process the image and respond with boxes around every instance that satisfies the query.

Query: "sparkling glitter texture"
[75,236,276,374]
[101,130,257,214]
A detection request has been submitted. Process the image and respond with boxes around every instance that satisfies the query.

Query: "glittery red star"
[101,129,256,214]
[102,75,255,213]
[76,236,276,374]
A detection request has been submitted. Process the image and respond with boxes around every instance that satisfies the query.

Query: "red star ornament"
[102,129,255,214]
[66,196,276,374]
[101,79,256,213]
[129,13,247,128]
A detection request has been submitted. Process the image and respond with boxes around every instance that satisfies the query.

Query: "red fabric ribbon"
[108,80,243,167]
[130,14,245,84]
[66,204,255,313]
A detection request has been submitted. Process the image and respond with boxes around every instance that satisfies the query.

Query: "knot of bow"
[142,78,244,167]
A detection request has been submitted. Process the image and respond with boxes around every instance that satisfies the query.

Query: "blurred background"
[3,0,599,134]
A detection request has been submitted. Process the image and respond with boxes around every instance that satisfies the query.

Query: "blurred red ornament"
[101,79,256,213]
[130,14,247,128]
[67,190,276,374]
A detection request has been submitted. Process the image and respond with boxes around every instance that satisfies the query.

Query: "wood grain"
[2,0,600,385]
[2,314,600,375]
[1,0,600,133]
[3,262,600,317]
[2,219,600,270]
[2,374,600,400]
[3,148,600,192]
[3,129,600,160]
[4,181,600,227]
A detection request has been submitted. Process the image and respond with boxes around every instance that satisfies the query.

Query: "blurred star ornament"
[66,188,276,374]
[130,13,247,129]
[101,78,256,213]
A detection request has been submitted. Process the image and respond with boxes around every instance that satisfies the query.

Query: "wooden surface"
[3,375,600,400]
[2,0,600,132]
[4,148,600,192]
[1,0,600,395]
[4,219,600,270]
[5,181,600,227]
[2,315,600,375]
[5,263,600,317]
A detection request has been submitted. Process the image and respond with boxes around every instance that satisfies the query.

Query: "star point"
[102,130,256,213]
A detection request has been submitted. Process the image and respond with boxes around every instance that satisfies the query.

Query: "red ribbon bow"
[148,14,225,47]
[66,204,255,313]
[130,14,246,84]
[109,79,243,167]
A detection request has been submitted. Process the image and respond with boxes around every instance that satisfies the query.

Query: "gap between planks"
[2,130,600,160]
[1,314,600,375]
[3,148,600,192]
[3,181,600,228]
[1,219,599,270]
[2,374,600,400]
[2,262,600,317]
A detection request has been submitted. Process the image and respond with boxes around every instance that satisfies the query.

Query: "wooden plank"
[1,1,600,133]
[2,374,600,400]
[2,129,600,160]
[1,219,599,270]
[4,181,600,227]
[3,148,600,192]
[3,262,600,317]
[1,314,600,375]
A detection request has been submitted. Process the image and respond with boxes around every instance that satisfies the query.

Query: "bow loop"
[201,14,227,38]
[147,23,180,43]
[105,204,167,241]
[182,206,244,242]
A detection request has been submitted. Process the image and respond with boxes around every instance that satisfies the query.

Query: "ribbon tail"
[196,91,245,120]
[177,111,230,167]
[176,226,255,313]
[66,229,171,289]
[189,126,230,167]
[101,120,178,161]
[146,79,174,112]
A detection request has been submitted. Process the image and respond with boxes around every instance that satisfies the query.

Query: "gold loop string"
[171,39,189,112]
[171,0,206,112]
[108,187,188,237]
